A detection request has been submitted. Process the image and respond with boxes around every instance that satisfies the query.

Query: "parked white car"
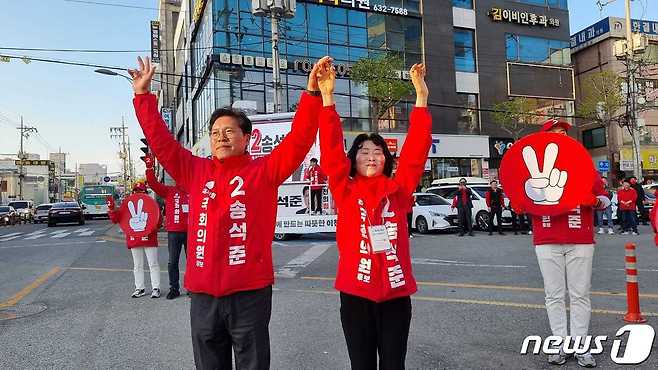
[411,193,459,234]
[425,178,512,230]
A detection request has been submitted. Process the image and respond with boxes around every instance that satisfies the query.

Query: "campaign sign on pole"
[117,193,161,238]
[499,132,596,217]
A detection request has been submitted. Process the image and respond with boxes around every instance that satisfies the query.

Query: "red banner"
[499,132,596,216]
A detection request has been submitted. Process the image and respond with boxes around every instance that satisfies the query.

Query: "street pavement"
[1,220,658,369]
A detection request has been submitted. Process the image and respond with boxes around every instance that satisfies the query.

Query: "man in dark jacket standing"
[451,178,474,236]
[630,176,648,225]
[485,180,506,235]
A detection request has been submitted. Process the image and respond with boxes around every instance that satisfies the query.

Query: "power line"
[63,0,159,11]
[0,52,585,120]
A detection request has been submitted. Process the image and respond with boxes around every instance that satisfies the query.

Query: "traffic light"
[139,138,149,163]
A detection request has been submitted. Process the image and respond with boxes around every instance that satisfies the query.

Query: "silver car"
[34,203,53,224]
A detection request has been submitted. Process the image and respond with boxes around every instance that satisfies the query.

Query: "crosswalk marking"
[0,228,98,242]
[276,243,331,278]
[51,232,72,239]
[0,233,24,242]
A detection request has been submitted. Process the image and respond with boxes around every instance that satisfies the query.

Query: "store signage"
[488,7,560,28]
[489,138,514,159]
[308,0,411,16]
[14,160,53,167]
[193,0,207,23]
[631,19,658,35]
[384,138,398,153]
[150,21,161,63]
[218,53,289,70]
[570,18,610,49]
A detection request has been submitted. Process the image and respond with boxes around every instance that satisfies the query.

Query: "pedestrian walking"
[107,182,162,299]
[317,61,432,370]
[130,55,329,370]
[595,176,614,235]
[451,178,474,236]
[618,179,639,235]
[485,180,505,235]
[145,154,190,300]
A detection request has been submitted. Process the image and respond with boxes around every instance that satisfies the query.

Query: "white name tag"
[368,225,392,253]
[181,204,189,213]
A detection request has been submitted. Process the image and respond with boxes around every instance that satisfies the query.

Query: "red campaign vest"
[134,91,322,298]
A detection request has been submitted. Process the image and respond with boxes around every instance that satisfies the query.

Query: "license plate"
[60,212,71,215]
[96,205,101,209]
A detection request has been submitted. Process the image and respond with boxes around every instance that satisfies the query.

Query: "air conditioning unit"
[614,39,627,58]
[632,33,649,53]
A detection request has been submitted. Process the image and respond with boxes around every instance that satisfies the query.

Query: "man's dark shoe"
[488,232,492,236]
[469,231,474,236]
[458,233,464,237]
[166,289,180,300]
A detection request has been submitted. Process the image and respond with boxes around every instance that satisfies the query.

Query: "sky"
[1,0,657,175]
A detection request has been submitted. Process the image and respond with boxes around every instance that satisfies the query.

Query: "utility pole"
[252,0,296,113]
[110,117,129,195]
[625,0,643,181]
[17,116,38,200]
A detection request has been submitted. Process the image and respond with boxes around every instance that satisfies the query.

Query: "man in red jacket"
[145,154,190,299]
[303,157,327,214]
[530,119,610,367]
[617,179,639,235]
[485,179,506,235]
[129,56,328,369]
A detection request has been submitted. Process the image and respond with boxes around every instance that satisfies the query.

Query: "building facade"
[160,0,572,184]
[571,17,658,182]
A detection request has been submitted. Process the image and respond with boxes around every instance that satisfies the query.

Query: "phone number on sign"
[372,4,408,15]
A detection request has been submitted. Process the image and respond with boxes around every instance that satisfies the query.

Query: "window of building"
[506,34,571,66]
[582,127,607,149]
[454,28,476,72]
[512,0,568,9]
[456,93,480,134]
[453,0,473,9]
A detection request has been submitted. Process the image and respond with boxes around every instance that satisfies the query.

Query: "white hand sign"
[128,199,149,232]
[522,143,568,205]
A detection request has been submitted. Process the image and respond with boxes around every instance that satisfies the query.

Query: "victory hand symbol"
[523,143,568,205]
[128,199,149,232]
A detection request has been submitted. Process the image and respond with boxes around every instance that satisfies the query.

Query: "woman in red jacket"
[108,182,161,299]
[317,61,432,370]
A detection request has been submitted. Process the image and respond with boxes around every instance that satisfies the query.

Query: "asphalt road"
[1,221,658,369]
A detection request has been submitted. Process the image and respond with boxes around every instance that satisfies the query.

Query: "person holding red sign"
[501,118,610,367]
[317,61,432,369]
[617,179,639,235]
[145,154,190,300]
[107,182,162,299]
[129,56,328,369]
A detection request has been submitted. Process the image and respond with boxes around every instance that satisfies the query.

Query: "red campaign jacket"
[303,165,327,190]
[320,105,432,303]
[650,205,658,246]
[485,189,505,208]
[531,175,606,246]
[146,168,190,233]
[134,92,321,298]
[617,188,638,211]
[108,206,158,249]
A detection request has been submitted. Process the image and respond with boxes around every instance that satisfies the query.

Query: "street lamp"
[94,69,133,83]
